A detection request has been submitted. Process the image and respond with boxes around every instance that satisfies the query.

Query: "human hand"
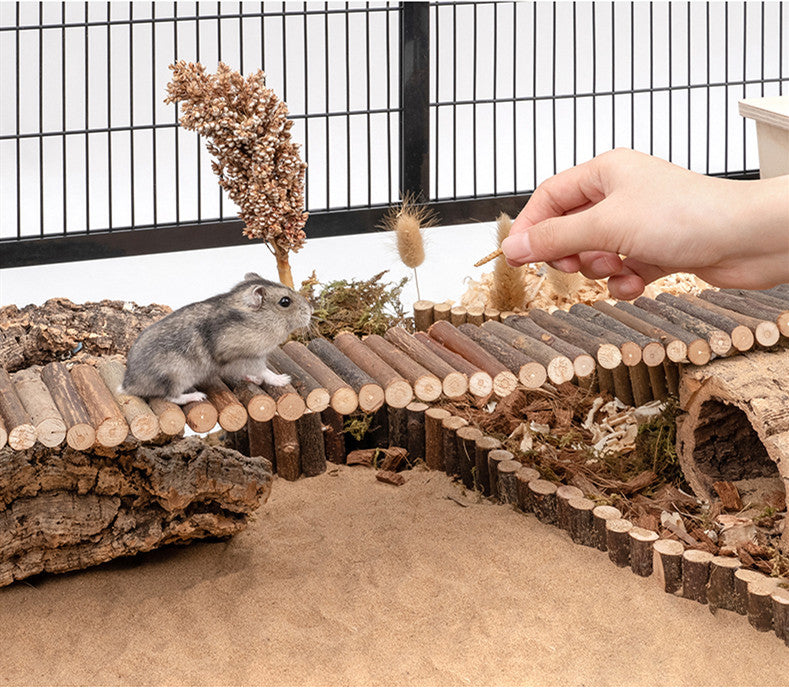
[501,148,789,300]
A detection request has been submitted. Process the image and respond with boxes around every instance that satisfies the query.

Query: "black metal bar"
[106,1,113,231]
[399,1,430,199]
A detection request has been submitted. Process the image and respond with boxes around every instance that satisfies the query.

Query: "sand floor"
[1,464,787,686]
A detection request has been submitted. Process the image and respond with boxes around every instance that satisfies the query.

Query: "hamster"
[121,273,313,404]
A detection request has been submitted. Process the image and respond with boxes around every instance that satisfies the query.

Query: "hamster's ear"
[244,285,266,310]
[244,272,263,281]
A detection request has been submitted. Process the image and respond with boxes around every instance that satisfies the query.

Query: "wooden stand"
[628,527,659,576]
[682,549,715,603]
[653,539,685,594]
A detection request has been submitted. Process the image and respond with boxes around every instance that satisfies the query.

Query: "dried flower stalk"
[489,213,527,312]
[164,61,308,287]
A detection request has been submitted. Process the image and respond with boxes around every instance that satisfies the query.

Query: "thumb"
[501,205,620,264]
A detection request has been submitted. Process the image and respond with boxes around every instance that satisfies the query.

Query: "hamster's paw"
[168,391,207,405]
[261,370,291,387]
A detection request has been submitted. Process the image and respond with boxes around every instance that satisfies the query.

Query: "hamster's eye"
[278,296,292,308]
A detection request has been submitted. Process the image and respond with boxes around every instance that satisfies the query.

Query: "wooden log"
[771,588,789,646]
[484,308,501,322]
[146,398,185,436]
[528,479,558,525]
[433,302,452,322]
[272,416,300,481]
[297,413,327,477]
[487,448,514,500]
[456,425,483,489]
[424,407,451,471]
[764,284,789,300]
[610,363,635,406]
[385,327,468,398]
[646,364,669,401]
[458,323,546,390]
[281,340,358,414]
[248,418,275,466]
[529,308,622,369]
[11,367,67,447]
[634,296,732,357]
[413,332,493,397]
[496,459,520,504]
[307,338,385,413]
[676,294,780,347]
[747,579,777,632]
[701,289,789,337]
[321,408,346,465]
[441,415,468,477]
[474,436,502,495]
[615,301,710,365]
[682,549,715,603]
[514,465,540,512]
[629,527,659,576]
[183,398,219,434]
[629,361,654,406]
[657,292,754,352]
[733,568,766,615]
[449,306,467,326]
[465,306,485,326]
[664,361,680,397]
[40,361,96,450]
[706,556,741,613]
[482,320,574,385]
[233,381,277,423]
[724,287,789,311]
[592,505,622,551]
[388,405,408,449]
[556,484,584,531]
[260,380,306,422]
[70,364,129,447]
[606,519,633,568]
[406,401,429,464]
[652,539,685,594]
[555,308,642,366]
[363,334,442,403]
[268,348,330,413]
[93,360,159,441]
[202,380,247,433]
[504,315,596,379]
[413,300,435,332]
[567,496,596,546]
[334,332,413,409]
[0,367,36,450]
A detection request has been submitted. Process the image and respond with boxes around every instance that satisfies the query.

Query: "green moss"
[632,399,688,491]
[343,413,374,442]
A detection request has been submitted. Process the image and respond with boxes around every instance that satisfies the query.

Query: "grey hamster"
[121,273,312,404]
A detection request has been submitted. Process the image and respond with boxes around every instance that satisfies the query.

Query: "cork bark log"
[676,348,789,551]
[0,436,272,587]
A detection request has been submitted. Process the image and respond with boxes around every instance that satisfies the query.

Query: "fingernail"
[501,232,533,262]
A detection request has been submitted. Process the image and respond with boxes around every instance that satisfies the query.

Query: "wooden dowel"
[483,308,501,322]
[40,361,96,450]
[482,320,574,385]
[388,405,408,448]
[146,398,185,435]
[385,327,468,399]
[363,334,442,403]
[663,361,680,397]
[297,413,327,477]
[529,308,622,369]
[441,415,468,476]
[496,459,520,504]
[504,315,596,379]
[307,338,384,413]
[723,287,789,310]
[94,359,159,441]
[706,556,741,613]
[676,293,780,347]
[233,381,277,423]
[634,296,732,357]
[646,364,669,401]
[248,418,275,466]
[652,539,685,594]
[592,505,622,551]
[771,588,789,646]
[203,380,248,432]
[487,448,514,499]
[281,340,358,414]
[556,484,584,531]
[458,323,546,390]
[449,306,467,326]
[424,407,451,471]
[456,425,483,489]
[413,332,493,397]
[268,348,330,413]
[183,398,219,434]
[260,380,306,422]
[406,401,429,464]
[701,289,789,338]
[764,284,789,300]
[657,292,753,352]
[465,306,484,326]
[629,361,653,406]
[413,300,435,332]
[334,332,413,409]
[474,435,502,495]
[611,364,635,406]
[615,301,710,364]
[321,408,346,464]
[70,364,129,447]
[429,321,518,397]
[11,367,67,447]
[272,416,300,481]
[606,518,633,568]
[514,465,540,512]
[682,549,714,603]
[433,302,452,322]
[733,568,765,615]
[528,479,558,525]
[747,579,776,632]
[629,527,659,576]
[596,366,615,396]
[555,308,642,366]
[567,496,596,547]
[0,367,36,450]
[593,300,683,363]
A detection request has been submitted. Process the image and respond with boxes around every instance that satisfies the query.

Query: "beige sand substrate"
[1,464,787,686]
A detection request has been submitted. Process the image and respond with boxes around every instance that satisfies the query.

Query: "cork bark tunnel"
[676,349,789,551]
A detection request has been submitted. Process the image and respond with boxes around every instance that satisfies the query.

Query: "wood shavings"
[581,397,667,457]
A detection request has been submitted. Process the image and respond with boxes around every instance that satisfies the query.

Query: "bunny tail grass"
[545,263,585,299]
[379,192,437,270]
[489,213,527,312]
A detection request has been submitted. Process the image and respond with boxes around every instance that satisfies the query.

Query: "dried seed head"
[379,193,437,269]
[489,213,528,311]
